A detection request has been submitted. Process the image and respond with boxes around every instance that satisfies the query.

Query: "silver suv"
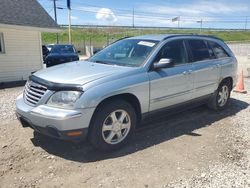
[16,34,237,151]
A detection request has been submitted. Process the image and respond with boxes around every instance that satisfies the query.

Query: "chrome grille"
[24,81,47,106]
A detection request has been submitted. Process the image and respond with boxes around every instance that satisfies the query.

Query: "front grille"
[24,81,47,106]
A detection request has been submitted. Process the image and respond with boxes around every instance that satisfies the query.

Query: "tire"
[88,99,137,151]
[208,80,231,111]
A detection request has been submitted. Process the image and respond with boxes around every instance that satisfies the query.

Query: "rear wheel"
[89,99,136,151]
[208,80,231,110]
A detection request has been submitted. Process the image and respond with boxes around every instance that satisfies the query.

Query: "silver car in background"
[16,34,237,151]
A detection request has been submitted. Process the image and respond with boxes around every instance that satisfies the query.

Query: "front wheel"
[89,99,137,151]
[208,81,231,110]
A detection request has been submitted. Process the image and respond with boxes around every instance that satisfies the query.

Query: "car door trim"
[143,93,213,121]
[194,83,216,90]
[151,89,192,103]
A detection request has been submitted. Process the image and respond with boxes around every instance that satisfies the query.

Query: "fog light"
[67,131,82,137]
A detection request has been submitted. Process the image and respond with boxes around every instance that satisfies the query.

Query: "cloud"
[96,8,117,23]
[71,16,78,20]
[69,1,249,28]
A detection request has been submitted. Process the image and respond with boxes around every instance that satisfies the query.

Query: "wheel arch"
[89,93,142,129]
[220,76,233,90]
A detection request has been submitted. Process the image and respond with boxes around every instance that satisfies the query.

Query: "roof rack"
[163,34,223,41]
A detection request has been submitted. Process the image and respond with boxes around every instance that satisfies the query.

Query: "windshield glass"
[51,45,75,54]
[89,39,159,67]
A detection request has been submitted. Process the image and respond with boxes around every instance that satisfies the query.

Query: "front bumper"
[16,94,96,141]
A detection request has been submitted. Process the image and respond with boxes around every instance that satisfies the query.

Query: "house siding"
[0,27,43,82]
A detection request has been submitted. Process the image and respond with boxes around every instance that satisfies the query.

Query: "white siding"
[0,28,43,82]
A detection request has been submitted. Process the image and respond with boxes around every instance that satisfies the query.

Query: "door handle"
[212,64,220,69]
[182,70,192,75]
[182,71,188,75]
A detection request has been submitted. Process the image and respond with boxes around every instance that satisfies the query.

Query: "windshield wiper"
[94,60,111,65]
[92,60,137,67]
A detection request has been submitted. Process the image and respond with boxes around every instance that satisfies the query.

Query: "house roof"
[0,0,60,31]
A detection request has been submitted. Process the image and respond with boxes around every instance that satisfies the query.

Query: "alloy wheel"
[218,85,229,107]
[101,109,131,145]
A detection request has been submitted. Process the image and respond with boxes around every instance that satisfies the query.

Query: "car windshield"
[51,45,75,54]
[89,39,159,67]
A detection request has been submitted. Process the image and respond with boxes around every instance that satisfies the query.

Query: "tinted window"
[51,45,75,53]
[155,40,187,65]
[188,40,210,62]
[207,41,229,58]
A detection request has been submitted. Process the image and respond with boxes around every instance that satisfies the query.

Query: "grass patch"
[42,28,250,47]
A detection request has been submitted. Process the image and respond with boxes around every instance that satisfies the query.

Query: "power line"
[56,6,250,24]
[58,6,174,21]
[70,2,250,19]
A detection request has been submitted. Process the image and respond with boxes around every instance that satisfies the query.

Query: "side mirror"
[77,50,81,53]
[153,58,174,70]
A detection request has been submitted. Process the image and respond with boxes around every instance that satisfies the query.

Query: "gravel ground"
[167,81,250,188]
[0,80,249,188]
[0,87,23,123]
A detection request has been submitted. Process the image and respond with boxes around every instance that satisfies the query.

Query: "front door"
[148,39,194,111]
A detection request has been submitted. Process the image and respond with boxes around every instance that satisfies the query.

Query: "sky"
[37,0,250,29]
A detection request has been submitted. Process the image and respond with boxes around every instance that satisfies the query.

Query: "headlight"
[47,91,82,108]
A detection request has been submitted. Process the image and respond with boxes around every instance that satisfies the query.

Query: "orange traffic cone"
[234,70,247,93]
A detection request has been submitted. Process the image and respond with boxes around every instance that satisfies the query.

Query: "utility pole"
[197,19,203,33]
[178,16,180,28]
[67,0,72,44]
[245,16,248,31]
[200,19,203,33]
[53,0,59,43]
[132,8,135,28]
[172,16,180,29]
[68,9,72,44]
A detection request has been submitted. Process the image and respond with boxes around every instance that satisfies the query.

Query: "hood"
[34,61,134,85]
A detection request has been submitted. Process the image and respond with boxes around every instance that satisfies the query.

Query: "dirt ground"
[0,80,249,188]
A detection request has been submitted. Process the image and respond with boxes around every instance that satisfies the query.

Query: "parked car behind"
[16,34,237,151]
[42,45,49,60]
[43,44,79,67]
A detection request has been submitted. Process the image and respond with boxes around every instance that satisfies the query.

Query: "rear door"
[207,40,233,83]
[148,39,194,111]
[186,39,220,99]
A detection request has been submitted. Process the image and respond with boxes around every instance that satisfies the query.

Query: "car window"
[42,45,49,55]
[89,39,158,67]
[51,45,75,53]
[188,40,211,62]
[155,40,187,65]
[207,41,229,58]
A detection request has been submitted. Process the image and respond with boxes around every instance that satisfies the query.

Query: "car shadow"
[31,98,249,163]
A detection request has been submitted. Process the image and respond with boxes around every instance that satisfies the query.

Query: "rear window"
[188,40,211,62]
[207,41,229,58]
[51,45,75,53]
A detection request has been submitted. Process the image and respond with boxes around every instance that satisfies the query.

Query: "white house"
[0,0,59,83]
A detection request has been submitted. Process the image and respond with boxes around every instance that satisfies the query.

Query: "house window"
[0,33,5,53]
